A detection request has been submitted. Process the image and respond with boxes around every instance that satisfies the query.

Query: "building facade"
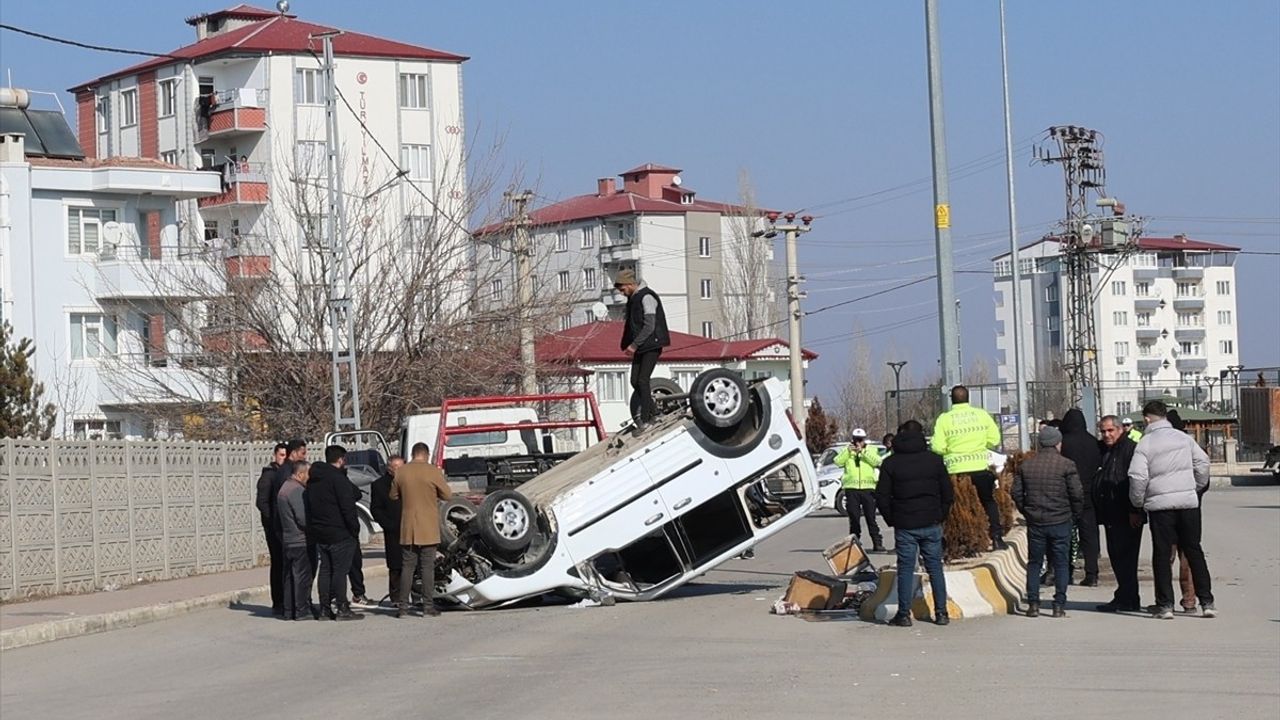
[993,235,1241,416]
[476,163,780,340]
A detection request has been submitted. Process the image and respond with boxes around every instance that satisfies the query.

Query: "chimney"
[597,177,616,197]
[0,133,25,163]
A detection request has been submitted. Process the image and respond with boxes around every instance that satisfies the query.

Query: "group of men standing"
[1013,399,1215,619]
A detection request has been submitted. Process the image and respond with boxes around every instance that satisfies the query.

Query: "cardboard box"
[824,536,869,577]
[783,570,848,611]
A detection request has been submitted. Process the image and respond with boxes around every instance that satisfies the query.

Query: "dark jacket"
[254,463,278,529]
[1058,409,1101,509]
[1094,434,1143,526]
[1012,447,1083,526]
[875,431,955,530]
[305,461,361,545]
[369,472,401,537]
[621,286,671,353]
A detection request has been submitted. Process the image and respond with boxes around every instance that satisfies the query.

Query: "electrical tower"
[1034,126,1141,414]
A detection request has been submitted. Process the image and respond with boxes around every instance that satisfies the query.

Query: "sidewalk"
[2,544,387,651]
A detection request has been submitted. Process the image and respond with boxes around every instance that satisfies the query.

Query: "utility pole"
[757,212,812,432]
[506,190,537,396]
[888,361,908,429]
[1000,0,1030,450]
[925,0,961,395]
[315,30,361,431]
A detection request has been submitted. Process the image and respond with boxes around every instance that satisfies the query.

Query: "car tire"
[439,498,478,546]
[477,489,536,553]
[649,377,682,398]
[834,490,847,516]
[689,368,750,429]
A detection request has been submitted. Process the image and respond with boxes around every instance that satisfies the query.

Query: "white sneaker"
[1201,603,1218,618]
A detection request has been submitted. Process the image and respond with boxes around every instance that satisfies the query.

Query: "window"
[1136,312,1152,327]
[1138,344,1153,357]
[558,271,571,292]
[559,314,573,331]
[404,215,432,245]
[1135,282,1151,297]
[400,144,431,181]
[1140,372,1155,384]
[67,207,118,256]
[491,279,504,297]
[555,230,568,252]
[1179,341,1202,356]
[585,309,597,323]
[300,214,329,251]
[699,278,712,300]
[1115,341,1130,357]
[1180,372,1198,384]
[295,68,323,105]
[159,79,178,117]
[1019,257,1034,276]
[1117,401,1133,415]
[1044,285,1059,303]
[73,419,122,440]
[70,313,118,360]
[96,95,109,132]
[1176,282,1199,298]
[701,321,714,338]
[1216,280,1231,295]
[698,236,711,258]
[160,150,178,166]
[118,88,138,127]
[993,259,1011,276]
[1219,340,1234,355]
[1116,371,1131,383]
[1112,311,1128,326]
[1217,310,1232,324]
[673,370,699,391]
[295,141,327,177]
[1046,315,1061,331]
[398,73,429,109]
[582,268,597,290]
[1035,257,1059,274]
[1111,280,1127,295]
[489,242,500,260]
[1177,312,1203,327]
[581,226,596,249]
[200,148,216,169]
[597,371,627,402]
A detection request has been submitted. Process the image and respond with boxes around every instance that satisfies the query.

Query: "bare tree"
[719,170,778,339]
[965,355,993,385]
[834,325,883,437]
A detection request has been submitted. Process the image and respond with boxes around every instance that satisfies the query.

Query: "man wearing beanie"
[614,268,670,432]
[1012,425,1084,618]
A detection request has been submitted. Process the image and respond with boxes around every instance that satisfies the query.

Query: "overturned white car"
[432,370,818,608]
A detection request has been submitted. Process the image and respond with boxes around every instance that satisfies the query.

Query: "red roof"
[535,322,817,365]
[71,11,466,91]
[474,191,750,235]
[993,234,1240,260]
[184,4,283,24]
[620,163,681,176]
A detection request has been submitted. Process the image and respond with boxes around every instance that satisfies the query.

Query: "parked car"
[816,442,1009,515]
[429,369,818,608]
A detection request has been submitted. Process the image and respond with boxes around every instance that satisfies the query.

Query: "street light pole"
[888,361,908,429]
[999,0,1030,451]
[925,0,961,394]
[1226,364,1245,413]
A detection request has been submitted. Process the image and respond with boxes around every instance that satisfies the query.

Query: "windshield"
[817,448,838,467]
[445,430,509,447]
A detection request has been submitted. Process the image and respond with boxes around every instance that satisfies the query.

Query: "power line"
[0,22,182,59]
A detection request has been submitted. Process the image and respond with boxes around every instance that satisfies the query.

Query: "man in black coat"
[254,442,288,616]
[876,420,955,628]
[370,455,407,600]
[1094,415,1144,612]
[614,268,670,432]
[1058,408,1102,586]
[306,445,364,621]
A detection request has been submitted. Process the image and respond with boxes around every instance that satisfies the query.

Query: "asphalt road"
[3,484,1278,720]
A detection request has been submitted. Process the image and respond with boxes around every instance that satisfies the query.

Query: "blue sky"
[2,1,1278,398]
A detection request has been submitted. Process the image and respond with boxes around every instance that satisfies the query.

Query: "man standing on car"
[370,455,406,601]
[255,442,287,617]
[1013,426,1083,618]
[1130,400,1215,619]
[391,443,453,618]
[615,268,670,432]
[834,428,885,552]
[1094,415,1144,612]
[877,420,954,627]
[931,386,1006,550]
[306,445,364,621]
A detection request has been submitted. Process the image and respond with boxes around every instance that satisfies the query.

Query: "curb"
[1,565,389,652]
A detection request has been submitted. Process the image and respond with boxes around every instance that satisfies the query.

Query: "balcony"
[1135,326,1163,341]
[195,88,268,143]
[223,234,272,280]
[1132,265,1159,280]
[96,354,222,407]
[1133,295,1163,311]
[1174,326,1206,342]
[1172,292,1205,310]
[1175,355,1208,373]
[601,243,640,265]
[201,326,269,354]
[94,246,219,301]
[1173,266,1205,281]
[1136,357,1165,373]
[198,162,269,209]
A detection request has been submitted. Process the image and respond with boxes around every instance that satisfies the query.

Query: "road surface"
[3,484,1277,720]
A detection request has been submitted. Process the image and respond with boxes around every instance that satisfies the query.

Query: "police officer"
[1122,417,1143,443]
[835,428,885,551]
[931,385,1006,550]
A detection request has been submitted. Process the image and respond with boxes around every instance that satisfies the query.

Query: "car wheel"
[477,489,535,553]
[649,377,682,399]
[834,490,847,516]
[689,368,750,429]
[439,498,478,546]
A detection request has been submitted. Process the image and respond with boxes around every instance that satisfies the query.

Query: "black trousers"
[629,349,662,423]
[969,471,1004,541]
[316,537,357,611]
[846,489,882,544]
[1149,508,1213,609]
[282,545,313,619]
[348,542,366,598]
[398,544,437,608]
[1104,520,1144,608]
[1077,506,1100,580]
[383,531,402,599]
[263,523,284,612]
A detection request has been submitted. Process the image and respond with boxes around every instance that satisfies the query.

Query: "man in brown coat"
[390,442,453,617]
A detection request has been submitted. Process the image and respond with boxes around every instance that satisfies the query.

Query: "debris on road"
[772,536,881,618]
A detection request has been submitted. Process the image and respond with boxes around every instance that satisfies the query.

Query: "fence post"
[192,441,201,571]
[88,440,101,589]
[51,441,62,594]
[126,442,137,581]
[222,443,230,571]
[161,441,170,577]
[5,438,18,597]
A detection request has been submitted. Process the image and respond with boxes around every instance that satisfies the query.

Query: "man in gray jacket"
[1129,400,1215,619]
[276,463,315,621]
[1012,426,1083,619]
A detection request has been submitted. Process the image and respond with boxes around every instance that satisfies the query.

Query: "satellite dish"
[276,0,290,13]
[671,175,682,187]
[102,221,122,244]
[591,301,608,319]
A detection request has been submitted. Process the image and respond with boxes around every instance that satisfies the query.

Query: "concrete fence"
[0,438,275,601]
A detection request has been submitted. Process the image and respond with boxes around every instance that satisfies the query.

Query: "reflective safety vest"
[1127,428,1143,443]
[930,403,1001,475]
[835,445,882,490]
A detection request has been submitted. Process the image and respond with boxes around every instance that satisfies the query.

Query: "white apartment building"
[1,101,222,439]
[475,163,779,339]
[993,235,1241,416]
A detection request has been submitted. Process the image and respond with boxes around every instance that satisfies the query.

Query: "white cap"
[851,428,867,439]
[1122,417,1133,426]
